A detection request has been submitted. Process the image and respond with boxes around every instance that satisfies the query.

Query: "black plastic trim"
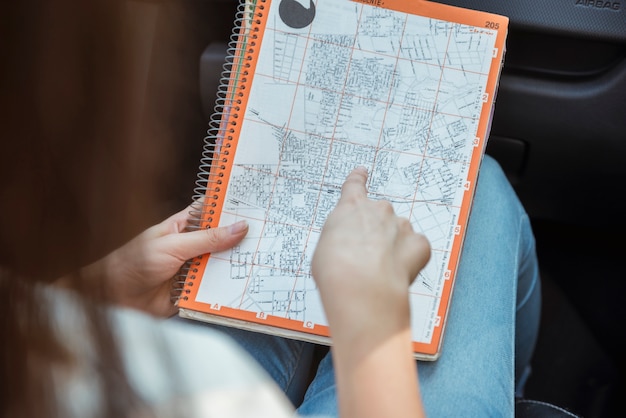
[433,0,626,43]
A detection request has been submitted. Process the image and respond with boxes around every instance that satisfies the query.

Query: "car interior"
[130,0,625,416]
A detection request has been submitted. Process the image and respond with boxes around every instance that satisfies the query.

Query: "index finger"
[340,166,369,201]
[152,199,205,237]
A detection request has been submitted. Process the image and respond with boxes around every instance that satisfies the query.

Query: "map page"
[178,0,508,360]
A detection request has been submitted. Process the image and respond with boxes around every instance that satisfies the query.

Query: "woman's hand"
[312,166,431,352]
[62,204,249,317]
[312,167,431,418]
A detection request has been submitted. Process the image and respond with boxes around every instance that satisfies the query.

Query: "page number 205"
[485,21,499,29]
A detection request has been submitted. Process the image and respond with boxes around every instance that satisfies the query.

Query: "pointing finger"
[340,166,369,202]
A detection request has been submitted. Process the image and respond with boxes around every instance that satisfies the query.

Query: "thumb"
[166,220,249,262]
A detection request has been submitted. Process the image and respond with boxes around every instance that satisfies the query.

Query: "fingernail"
[229,220,248,234]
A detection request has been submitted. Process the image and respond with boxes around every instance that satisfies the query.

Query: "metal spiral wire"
[172,0,266,304]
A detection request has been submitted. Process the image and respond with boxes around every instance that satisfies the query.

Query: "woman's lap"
[185,155,541,417]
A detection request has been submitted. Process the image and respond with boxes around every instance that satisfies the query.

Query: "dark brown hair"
[0,0,186,415]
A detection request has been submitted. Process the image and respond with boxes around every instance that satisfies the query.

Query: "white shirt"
[47,288,297,417]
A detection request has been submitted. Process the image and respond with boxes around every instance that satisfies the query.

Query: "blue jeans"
[194,155,541,417]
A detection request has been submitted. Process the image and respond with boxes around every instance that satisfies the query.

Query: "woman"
[0,0,540,416]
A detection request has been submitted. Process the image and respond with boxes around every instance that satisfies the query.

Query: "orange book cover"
[177,0,508,361]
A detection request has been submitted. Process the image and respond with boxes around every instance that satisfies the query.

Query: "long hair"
[0,0,187,415]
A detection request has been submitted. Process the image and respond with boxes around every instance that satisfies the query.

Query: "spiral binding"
[171,0,266,304]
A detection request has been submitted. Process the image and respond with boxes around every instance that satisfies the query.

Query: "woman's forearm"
[332,328,426,418]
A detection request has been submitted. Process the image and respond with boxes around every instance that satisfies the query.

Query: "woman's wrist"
[52,252,115,297]
[332,327,425,418]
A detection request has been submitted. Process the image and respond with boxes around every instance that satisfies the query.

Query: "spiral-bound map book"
[176,0,508,361]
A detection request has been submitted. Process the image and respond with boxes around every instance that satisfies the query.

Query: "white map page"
[195,0,499,346]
